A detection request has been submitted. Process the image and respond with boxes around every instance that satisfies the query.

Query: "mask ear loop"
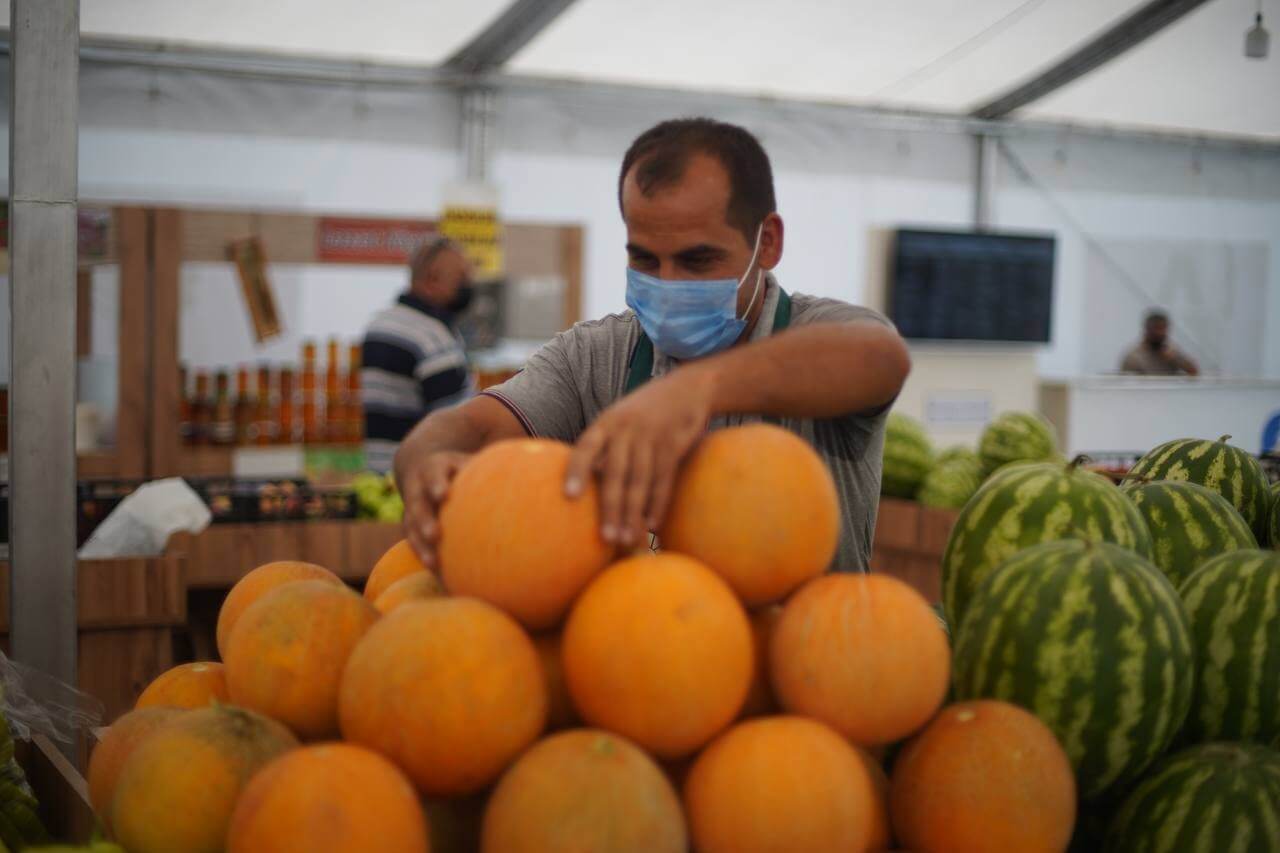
[738,223,766,321]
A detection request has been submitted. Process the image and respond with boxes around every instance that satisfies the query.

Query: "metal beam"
[2,31,1276,154]
[971,0,1213,120]
[443,0,580,74]
[8,0,79,694]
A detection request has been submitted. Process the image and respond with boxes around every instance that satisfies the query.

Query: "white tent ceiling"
[7,0,1278,140]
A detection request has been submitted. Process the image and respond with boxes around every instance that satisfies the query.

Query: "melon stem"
[1068,454,1090,473]
[1218,434,1232,443]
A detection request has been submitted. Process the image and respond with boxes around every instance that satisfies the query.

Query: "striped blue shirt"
[361,293,475,473]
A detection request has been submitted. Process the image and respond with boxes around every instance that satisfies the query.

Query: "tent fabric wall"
[3,63,1277,377]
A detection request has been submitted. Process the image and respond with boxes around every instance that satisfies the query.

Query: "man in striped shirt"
[361,237,477,472]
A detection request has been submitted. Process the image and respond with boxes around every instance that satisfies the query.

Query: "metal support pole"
[460,86,496,183]
[973,133,998,230]
[8,0,79,691]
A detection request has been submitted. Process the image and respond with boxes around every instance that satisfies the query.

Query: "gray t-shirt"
[483,275,890,572]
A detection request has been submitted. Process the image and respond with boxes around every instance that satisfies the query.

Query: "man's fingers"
[621,442,654,547]
[597,434,631,545]
[565,430,605,499]
[646,448,679,532]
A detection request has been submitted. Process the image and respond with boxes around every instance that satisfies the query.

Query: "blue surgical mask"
[625,226,765,360]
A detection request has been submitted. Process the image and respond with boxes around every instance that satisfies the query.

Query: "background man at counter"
[1120,309,1200,376]
[394,118,911,570]
[360,236,477,473]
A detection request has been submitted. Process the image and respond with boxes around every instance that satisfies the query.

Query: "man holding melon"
[395,118,910,571]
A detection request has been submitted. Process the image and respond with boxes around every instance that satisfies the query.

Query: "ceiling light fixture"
[1245,0,1270,59]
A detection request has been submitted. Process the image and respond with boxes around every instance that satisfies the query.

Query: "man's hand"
[564,368,715,548]
[392,395,529,568]
[396,449,470,570]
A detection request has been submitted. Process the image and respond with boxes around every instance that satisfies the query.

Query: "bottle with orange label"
[301,340,322,445]
[254,364,276,445]
[348,343,363,445]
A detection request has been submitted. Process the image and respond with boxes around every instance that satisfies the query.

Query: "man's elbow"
[867,327,911,404]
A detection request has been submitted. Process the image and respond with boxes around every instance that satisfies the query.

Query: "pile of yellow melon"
[90,425,1076,853]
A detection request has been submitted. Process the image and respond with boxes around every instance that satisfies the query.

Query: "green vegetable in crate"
[1178,549,1280,745]
[917,458,982,510]
[952,539,1194,800]
[1121,480,1257,588]
[1126,435,1272,546]
[880,413,934,499]
[0,715,50,851]
[941,457,1153,628]
[352,471,403,522]
[1104,742,1280,853]
[977,411,1058,478]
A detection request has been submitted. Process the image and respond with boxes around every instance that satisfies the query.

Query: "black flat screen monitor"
[890,228,1055,343]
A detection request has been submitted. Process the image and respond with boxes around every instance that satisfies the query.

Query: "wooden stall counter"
[869,498,958,604]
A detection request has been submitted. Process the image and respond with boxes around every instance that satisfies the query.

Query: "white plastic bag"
[77,478,211,559]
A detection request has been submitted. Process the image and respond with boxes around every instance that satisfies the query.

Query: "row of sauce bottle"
[181,339,363,447]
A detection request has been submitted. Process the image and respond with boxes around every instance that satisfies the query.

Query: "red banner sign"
[317,217,438,264]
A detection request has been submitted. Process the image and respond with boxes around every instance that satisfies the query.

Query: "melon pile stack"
[883,409,1063,510]
[86,423,1079,853]
[941,433,1280,852]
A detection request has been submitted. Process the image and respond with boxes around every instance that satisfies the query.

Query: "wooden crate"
[0,558,187,722]
[869,498,959,604]
[177,520,402,588]
[15,734,97,845]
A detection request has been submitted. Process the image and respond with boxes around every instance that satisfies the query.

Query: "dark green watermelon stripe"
[1105,743,1280,852]
[1130,437,1270,544]
[1179,551,1280,744]
[943,461,1153,627]
[954,540,1193,800]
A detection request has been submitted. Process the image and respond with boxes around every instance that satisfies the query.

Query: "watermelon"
[1269,481,1279,550]
[935,446,978,468]
[953,539,1194,800]
[1177,549,1280,745]
[1126,435,1271,547]
[881,412,934,499]
[917,459,982,510]
[1121,481,1257,588]
[942,458,1154,628]
[977,411,1057,478]
[1104,742,1280,853]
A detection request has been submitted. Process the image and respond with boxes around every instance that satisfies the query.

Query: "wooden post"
[149,209,182,478]
[115,207,150,480]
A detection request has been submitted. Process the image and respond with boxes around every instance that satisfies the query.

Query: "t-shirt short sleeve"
[483,333,587,443]
[792,295,893,330]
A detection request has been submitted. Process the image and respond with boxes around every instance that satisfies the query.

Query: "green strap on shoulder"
[624,288,791,395]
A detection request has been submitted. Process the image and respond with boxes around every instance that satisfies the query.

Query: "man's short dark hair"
[618,118,776,243]
[1145,309,1170,325]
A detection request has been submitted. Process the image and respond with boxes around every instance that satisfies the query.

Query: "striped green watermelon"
[936,445,979,468]
[977,411,1058,478]
[953,539,1194,800]
[881,412,934,499]
[917,458,982,510]
[1121,481,1257,588]
[1127,435,1271,547]
[1269,481,1279,550]
[1104,742,1280,853]
[942,458,1154,628]
[1177,549,1280,745]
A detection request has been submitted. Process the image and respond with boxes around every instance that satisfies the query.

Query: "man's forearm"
[686,322,910,419]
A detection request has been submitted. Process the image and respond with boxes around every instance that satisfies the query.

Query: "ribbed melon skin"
[917,459,982,510]
[1104,742,1280,853]
[1122,481,1257,588]
[977,412,1057,478]
[1127,437,1271,547]
[1268,482,1279,550]
[935,446,979,468]
[1177,549,1280,745]
[881,413,934,499]
[953,540,1194,801]
[942,460,1154,628]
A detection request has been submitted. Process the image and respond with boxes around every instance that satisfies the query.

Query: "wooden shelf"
[869,498,959,604]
